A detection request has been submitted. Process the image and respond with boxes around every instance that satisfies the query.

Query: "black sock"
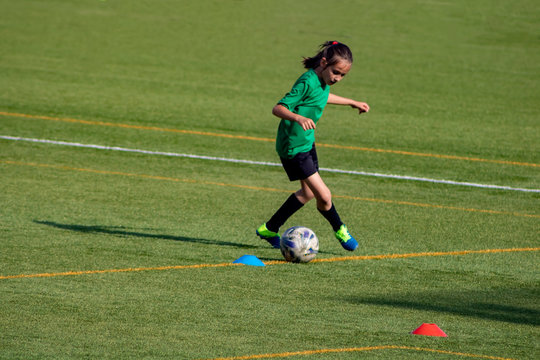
[318,203,343,232]
[266,194,304,233]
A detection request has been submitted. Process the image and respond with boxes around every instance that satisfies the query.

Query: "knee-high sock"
[318,203,343,232]
[266,194,304,233]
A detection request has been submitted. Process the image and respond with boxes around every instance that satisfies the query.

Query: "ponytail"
[302,41,353,69]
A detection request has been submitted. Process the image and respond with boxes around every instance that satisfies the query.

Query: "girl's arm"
[327,93,370,114]
[272,104,316,131]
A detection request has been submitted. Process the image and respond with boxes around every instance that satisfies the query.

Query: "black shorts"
[280,145,319,181]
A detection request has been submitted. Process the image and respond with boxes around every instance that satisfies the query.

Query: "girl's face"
[317,58,351,86]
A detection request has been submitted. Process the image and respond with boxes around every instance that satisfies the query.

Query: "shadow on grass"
[34,220,259,249]
[347,290,539,326]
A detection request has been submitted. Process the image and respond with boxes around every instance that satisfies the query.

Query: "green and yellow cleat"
[335,224,358,251]
[256,223,280,248]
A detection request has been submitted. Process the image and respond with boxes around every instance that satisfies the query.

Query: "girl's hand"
[295,116,316,131]
[327,94,369,114]
[350,101,370,114]
[272,104,316,131]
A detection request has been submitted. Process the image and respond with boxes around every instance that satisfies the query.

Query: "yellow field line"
[2,111,538,167]
[1,247,538,280]
[317,142,539,167]
[2,160,538,218]
[200,345,516,360]
[260,247,540,266]
[307,247,540,265]
[0,111,274,142]
[0,263,243,280]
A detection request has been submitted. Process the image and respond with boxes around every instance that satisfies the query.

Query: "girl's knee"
[295,188,314,203]
[316,192,332,210]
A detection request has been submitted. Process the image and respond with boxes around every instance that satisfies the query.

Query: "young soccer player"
[256,41,370,251]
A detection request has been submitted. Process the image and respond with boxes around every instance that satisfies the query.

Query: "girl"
[256,41,370,251]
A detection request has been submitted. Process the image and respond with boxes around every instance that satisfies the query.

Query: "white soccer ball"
[280,226,319,263]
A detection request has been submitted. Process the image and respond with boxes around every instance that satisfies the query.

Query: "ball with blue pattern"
[280,226,319,263]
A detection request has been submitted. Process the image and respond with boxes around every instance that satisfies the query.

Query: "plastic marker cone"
[233,255,265,267]
[411,323,448,337]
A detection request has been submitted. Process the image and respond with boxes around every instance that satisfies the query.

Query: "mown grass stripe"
[0,111,275,143]
[1,247,538,280]
[1,159,538,219]
[201,345,516,360]
[1,111,538,168]
[1,160,538,218]
[333,194,540,218]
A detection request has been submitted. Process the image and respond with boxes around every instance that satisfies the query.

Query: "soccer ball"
[280,226,319,263]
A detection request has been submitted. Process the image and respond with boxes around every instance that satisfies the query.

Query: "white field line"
[2,135,539,193]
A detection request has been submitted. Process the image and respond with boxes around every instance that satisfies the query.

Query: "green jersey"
[275,68,329,159]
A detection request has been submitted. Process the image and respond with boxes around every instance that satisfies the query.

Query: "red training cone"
[411,323,448,337]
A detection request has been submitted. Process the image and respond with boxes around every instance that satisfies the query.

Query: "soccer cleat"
[335,224,358,251]
[256,223,281,248]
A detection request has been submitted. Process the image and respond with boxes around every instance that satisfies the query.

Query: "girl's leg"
[260,146,318,238]
[295,179,315,204]
[301,172,342,231]
[257,180,316,247]
[265,188,311,233]
[258,172,357,251]
[300,172,331,211]
[302,172,358,251]
[257,190,306,248]
[264,172,341,234]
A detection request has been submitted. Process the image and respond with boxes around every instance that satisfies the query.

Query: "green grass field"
[1,0,539,359]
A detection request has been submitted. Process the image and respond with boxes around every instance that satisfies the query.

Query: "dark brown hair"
[302,41,353,69]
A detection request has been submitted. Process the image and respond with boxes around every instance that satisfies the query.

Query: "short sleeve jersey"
[275,68,329,159]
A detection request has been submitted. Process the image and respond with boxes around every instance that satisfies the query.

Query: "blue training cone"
[233,255,266,267]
